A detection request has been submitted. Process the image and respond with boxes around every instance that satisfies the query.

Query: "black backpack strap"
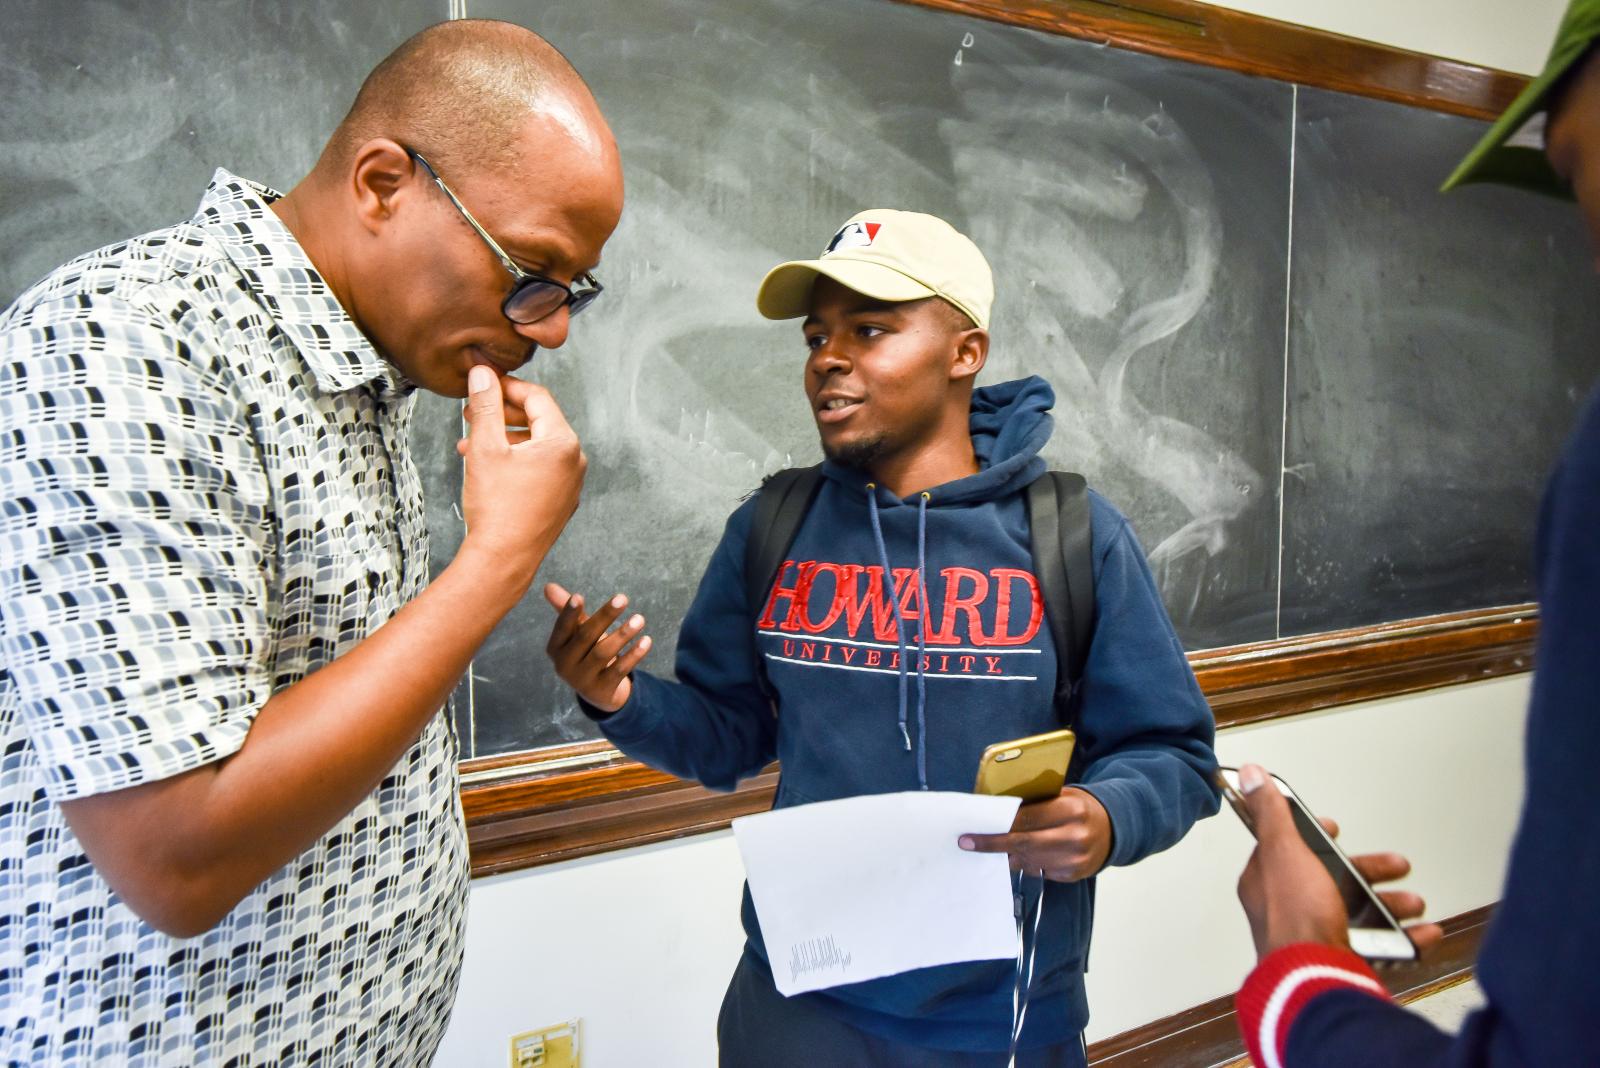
[744,465,824,697]
[1026,471,1095,722]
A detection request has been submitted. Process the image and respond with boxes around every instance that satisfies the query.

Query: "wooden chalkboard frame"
[463,605,1536,875]
[458,0,1539,878]
[893,0,1527,121]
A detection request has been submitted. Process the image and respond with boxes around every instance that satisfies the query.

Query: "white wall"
[1197,0,1567,76]
[440,832,750,1068]
[434,674,1529,1066]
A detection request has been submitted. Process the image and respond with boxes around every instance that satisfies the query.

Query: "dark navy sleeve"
[1285,987,1504,1067]
[581,497,778,792]
[1071,499,1220,868]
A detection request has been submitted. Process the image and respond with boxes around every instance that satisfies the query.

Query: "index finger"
[545,589,588,652]
[458,396,529,430]
[957,831,1023,854]
[502,378,572,441]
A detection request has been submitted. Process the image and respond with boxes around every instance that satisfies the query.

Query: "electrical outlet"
[509,1019,580,1068]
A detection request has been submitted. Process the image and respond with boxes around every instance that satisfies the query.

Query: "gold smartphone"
[973,729,1076,801]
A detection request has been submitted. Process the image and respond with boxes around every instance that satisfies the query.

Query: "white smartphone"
[1217,766,1418,963]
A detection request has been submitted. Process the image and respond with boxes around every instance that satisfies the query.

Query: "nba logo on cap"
[823,220,882,255]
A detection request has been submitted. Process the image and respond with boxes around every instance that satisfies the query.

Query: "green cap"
[1442,0,1600,197]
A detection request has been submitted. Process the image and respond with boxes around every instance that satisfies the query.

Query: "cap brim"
[755,257,938,320]
[1441,44,1589,197]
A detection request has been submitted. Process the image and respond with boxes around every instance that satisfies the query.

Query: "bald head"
[326,19,609,179]
[271,17,624,398]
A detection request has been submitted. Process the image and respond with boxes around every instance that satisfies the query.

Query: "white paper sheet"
[732,790,1023,996]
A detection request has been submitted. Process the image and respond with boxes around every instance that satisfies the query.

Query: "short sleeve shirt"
[0,171,469,1066]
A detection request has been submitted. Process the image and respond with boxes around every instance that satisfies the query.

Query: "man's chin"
[398,360,461,398]
[822,433,888,471]
[474,342,537,376]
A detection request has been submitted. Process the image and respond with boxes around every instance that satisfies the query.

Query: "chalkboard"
[428,0,1295,754]
[3,0,1595,763]
[1280,87,1600,634]
[426,0,1596,756]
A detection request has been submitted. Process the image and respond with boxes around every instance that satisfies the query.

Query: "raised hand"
[543,581,654,713]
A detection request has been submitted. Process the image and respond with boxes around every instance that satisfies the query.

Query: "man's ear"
[950,328,989,383]
[348,138,418,237]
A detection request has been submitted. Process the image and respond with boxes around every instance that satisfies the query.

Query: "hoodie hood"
[820,375,1056,506]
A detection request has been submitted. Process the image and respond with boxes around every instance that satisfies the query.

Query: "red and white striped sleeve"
[1235,943,1392,1068]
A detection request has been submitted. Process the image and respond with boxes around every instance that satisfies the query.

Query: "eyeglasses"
[406,148,604,325]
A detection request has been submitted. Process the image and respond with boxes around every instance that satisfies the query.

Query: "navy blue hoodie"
[589,375,1219,1051]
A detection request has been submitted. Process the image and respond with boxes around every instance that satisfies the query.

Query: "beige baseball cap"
[755,209,994,330]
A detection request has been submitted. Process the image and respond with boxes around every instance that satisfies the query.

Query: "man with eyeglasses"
[0,19,620,1066]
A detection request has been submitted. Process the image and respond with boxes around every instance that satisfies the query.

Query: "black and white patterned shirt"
[0,171,468,1066]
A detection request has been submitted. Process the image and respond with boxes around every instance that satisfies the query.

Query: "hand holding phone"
[1220,765,1425,963]
[962,730,1111,882]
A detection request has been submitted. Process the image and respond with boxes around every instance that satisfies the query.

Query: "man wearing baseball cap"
[544,209,1219,1065]
[1232,3,1600,1065]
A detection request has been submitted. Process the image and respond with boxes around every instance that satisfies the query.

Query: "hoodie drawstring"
[866,484,931,791]
[914,492,930,789]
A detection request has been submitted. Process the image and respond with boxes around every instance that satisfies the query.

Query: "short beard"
[823,433,889,471]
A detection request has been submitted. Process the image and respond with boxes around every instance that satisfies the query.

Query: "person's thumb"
[1240,764,1295,845]
[466,365,505,447]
